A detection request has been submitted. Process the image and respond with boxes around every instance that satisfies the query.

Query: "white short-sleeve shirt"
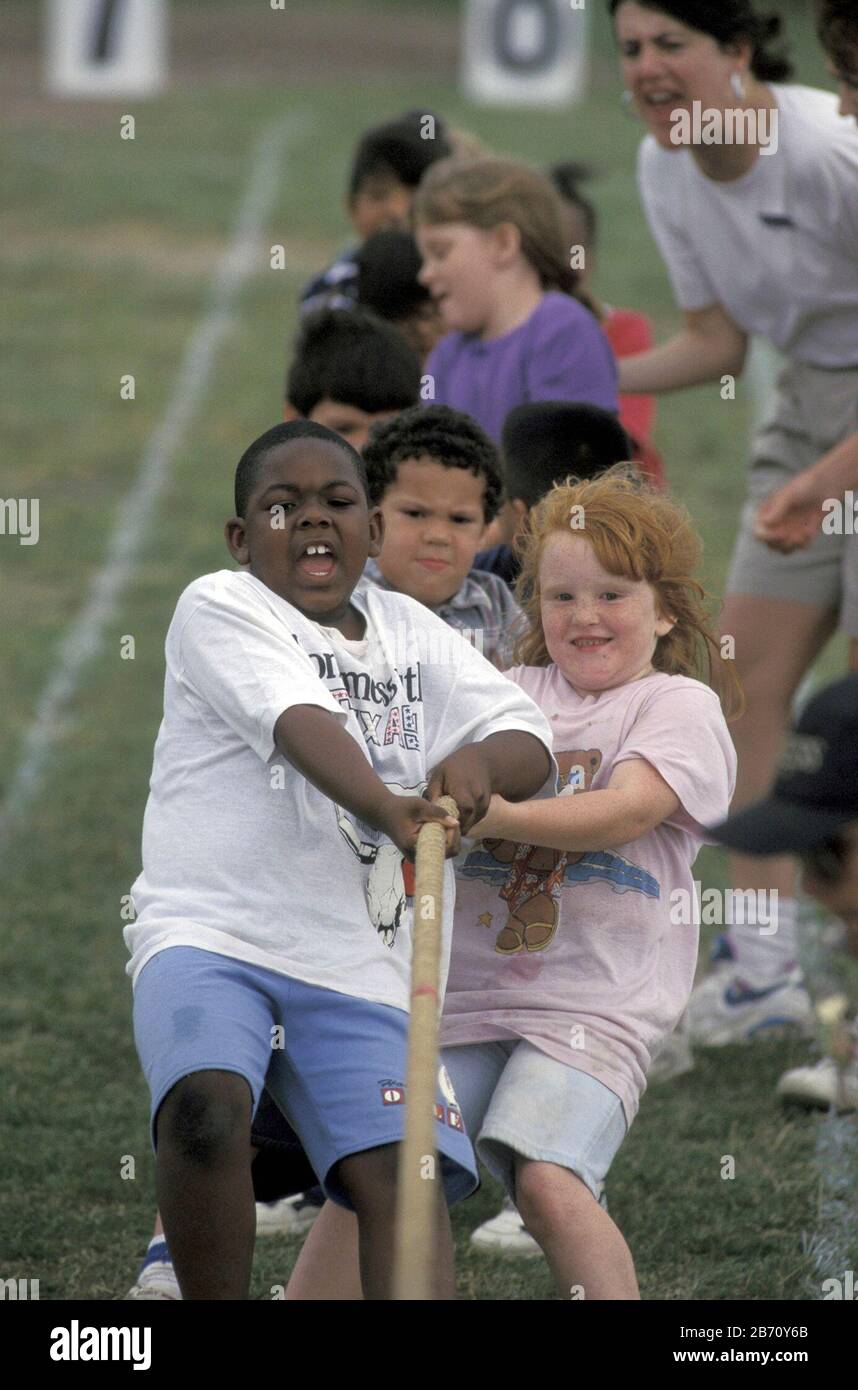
[637,85,858,366]
[125,570,554,1011]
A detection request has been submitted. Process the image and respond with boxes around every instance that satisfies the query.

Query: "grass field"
[1,0,856,1301]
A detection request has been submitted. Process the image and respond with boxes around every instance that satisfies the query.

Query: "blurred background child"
[299,109,453,316]
[355,228,444,364]
[475,400,634,588]
[284,305,421,452]
[360,403,520,667]
[414,156,618,446]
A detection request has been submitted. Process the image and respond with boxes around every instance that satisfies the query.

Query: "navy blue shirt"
[474,544,519,589]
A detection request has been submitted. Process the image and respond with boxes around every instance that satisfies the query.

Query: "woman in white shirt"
[608,1,858,1044]
[755,1,858,552]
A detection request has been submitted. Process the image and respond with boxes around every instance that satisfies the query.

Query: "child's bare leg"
[155,1070,255,1300]
[514,1158,640,1301]
[150,1144,258,1248]
[284,1200,362,1300]
[335,1144,456,1300]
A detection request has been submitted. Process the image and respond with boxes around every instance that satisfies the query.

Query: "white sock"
[727,897,799,986]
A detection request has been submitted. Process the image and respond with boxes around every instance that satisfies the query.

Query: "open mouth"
[571,637,612,650]
[641,90,684,111]
[296,542,337,580]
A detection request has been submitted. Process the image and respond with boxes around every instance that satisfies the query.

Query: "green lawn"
[1,0,853,1300]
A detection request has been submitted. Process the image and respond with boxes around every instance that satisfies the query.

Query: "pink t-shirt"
[441,666,737,1122]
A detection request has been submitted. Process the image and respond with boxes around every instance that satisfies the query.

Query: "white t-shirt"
[637,85,858,366]
[125,570,554,1012]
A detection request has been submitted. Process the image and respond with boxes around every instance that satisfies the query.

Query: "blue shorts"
[442,1040,627,1203]
[133,947,478,1209]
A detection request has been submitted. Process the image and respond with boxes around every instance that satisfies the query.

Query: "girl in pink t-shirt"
[440,467,739,1299]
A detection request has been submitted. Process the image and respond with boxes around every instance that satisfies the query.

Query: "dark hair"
[607,0,793,82]
[549,162,598,248]
[234,420,369,518]
[355,229,431,322]
[816,0,858,71]
[348,110,453,201]
[361,404,503,523]
[502,401,632,509]
[286,306,421,417]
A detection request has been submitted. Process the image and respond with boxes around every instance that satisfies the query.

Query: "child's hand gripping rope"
[426,744,494,835]
[378,795,460,862]
[394,794,459,1301]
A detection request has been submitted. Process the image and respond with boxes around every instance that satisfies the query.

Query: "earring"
[730,71,746,99]
[621,89,637,118]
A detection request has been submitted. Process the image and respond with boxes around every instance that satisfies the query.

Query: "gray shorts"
[441,1039,627,1203]
[726,361,858,636]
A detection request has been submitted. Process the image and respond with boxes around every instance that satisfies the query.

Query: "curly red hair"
[512,466,744,719]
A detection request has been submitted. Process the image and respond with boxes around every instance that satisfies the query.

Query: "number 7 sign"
[45,0,167,98]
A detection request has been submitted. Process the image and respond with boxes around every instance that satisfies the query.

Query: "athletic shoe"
[777,1056,858,1112]
[255,1187,324,1238]
[685,968,814,1047]
[470,1195,541,1256]
[125,1241,181,1300]
[777,1024,858,1112]
[470,1185,608,1256]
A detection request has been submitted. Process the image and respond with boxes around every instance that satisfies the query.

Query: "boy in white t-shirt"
[126,419,553,1300]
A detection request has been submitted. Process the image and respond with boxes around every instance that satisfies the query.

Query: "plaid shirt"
[359,558,524,669]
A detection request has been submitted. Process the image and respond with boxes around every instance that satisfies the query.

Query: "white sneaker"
[125,1256,181,1300]
[686,968,815,1047]
[470,1196,541,1257]
[255,1189,324,1238]
[777,1056,858,1113]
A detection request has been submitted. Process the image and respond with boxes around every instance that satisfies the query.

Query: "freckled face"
[614,2,748,150]
[539,531,674,694]
[375,455,487,608]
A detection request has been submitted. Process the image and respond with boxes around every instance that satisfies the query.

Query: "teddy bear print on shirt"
[460,748,659,955]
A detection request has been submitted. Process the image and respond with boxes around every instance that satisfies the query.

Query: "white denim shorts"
[441,1039,627,1203]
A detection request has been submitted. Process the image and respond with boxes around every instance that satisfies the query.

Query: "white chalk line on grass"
[0,113,309,857]
[749,341,858,1292]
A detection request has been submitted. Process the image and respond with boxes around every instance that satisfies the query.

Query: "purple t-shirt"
[425,292,619,443]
